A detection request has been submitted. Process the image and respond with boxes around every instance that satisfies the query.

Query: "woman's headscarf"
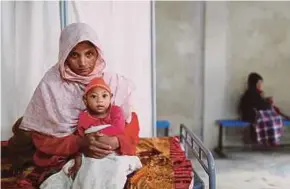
[58,23,105,85]
[20,23,134,137]
[247,72,263,91]
[238,72,270,121]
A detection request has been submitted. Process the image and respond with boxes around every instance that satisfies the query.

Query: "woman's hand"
[265,96,273,104]
[80,133,119,159]
[97,135,120,150]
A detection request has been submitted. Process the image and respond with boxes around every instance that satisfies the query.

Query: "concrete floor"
[192,151,290,189]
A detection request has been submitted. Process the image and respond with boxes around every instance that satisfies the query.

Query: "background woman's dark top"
[238,73,271,122]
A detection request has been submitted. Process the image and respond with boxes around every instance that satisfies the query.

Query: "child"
[77,77,126,137]
[40,77,142,189]
[68,77,125,177]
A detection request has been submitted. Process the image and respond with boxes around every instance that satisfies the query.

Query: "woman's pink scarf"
[20,23,134,137]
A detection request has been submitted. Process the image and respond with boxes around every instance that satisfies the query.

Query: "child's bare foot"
[68,156,82,179]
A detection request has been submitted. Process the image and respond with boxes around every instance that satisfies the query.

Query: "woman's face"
[256,80,263,91]
[66,41,99,76]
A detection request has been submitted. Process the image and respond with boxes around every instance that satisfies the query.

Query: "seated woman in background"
[238,72,289,146]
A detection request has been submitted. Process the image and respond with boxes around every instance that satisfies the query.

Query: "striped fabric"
[170,137,193,189]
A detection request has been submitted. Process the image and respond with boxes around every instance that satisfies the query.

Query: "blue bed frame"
[180,124,216,189]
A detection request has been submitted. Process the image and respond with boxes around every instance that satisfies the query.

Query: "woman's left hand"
[86,133,120,159]
[96,135,120,151]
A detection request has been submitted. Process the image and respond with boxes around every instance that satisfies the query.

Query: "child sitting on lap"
[40,77,142,189]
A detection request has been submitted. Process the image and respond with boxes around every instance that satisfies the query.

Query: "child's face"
[84,87,112,114]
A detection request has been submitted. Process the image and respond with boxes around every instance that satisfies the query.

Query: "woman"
[238,73,271,123]
[238,72,287,145]
[7,23,139,185]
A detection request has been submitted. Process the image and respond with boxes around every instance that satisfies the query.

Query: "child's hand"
[68,156,82,179]
[95,132,104,137]
[82,132,113,159]
[86,132,104,138]
[86,132,105,143]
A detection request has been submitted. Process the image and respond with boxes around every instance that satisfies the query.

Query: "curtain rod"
[59,0,68,30]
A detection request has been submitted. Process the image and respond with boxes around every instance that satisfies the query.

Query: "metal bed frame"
[180,124,216,189]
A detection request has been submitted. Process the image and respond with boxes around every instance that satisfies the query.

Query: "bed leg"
[214,124,227,158]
